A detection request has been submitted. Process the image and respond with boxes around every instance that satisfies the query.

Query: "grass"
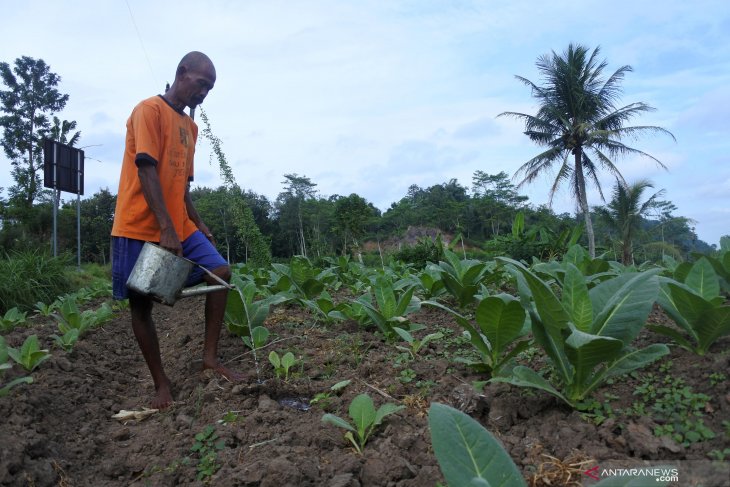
[0,250,112,315]
[0,249,71,314]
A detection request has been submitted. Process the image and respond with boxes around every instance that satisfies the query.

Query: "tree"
[333,193,379,255]
[470,171,528,237]
[49,116,80,146]
[595,179,665,265]
[0,57,69,206]
[499,44,675,257]
[275,174,317,257]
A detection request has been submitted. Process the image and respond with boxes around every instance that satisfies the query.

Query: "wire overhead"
[125,0,158,88]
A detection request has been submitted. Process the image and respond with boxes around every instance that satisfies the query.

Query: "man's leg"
[129,292,173,409]
[181,231,245,382]
[201,265,244,381]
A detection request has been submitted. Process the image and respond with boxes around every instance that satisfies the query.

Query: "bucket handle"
[189,260,235,290]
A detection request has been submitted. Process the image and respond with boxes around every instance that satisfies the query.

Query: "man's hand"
[159,227,183,256]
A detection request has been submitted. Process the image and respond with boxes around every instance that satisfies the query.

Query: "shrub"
[0,250,71,314]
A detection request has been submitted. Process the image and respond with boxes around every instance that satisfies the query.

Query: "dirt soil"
[1,295,729,487]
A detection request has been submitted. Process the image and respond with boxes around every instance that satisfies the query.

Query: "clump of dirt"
[1,296,729,486]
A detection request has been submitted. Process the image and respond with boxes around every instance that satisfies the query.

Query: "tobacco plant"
[52,298,112,336]
[322,393,404,454]
[434,249,489,309]
[496,258,668,407]
[268,350,297,381]
[531,244,615,289]
[225,277,287,349]
[301,290,350,324]
[6,335,51,372]
[270,256,336,300]
[424,294,530,376]
[0,307,27,332]
[653,257,730,355]
[0,336,33,397]
[393,326,443,360]
[353,275,421,338]
[50,328,80,352]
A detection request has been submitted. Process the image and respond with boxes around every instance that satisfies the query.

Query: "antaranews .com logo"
[584,465,679,483]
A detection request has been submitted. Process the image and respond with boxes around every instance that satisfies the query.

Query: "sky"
[1,0,728,246]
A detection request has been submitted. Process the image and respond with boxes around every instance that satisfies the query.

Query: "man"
[111,51,242,409]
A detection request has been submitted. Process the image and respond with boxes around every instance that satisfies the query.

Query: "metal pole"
[77,151,82,270]
[52,144,58,257]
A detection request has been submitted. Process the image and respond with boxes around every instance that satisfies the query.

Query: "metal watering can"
[126,242,233,306]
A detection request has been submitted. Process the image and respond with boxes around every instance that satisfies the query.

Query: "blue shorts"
[111,231,228,300]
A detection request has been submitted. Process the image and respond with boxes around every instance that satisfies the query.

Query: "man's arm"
[138,164,183,255]
[184,183,215,244]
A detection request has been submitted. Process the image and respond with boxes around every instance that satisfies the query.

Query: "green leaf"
[685,258,719,300]
[602,344,670,380]
[591,270,660,344]
[394,286,417,317]
[7,335,50,372]
[696,306,730,355]
[656,279,692,334]
[0,336,8,364]
[281,352,296,370]
[564,329,623,391]
[0,376,33,397]
[331,379,351,391]
[349,394,376,441]
[251,326,270,349]
[500,258,572,381]
[268,351,280,369]
[393,327,414,344]
[562,264,593,331]
[475,296,525,357]
[373,403,405,427]
[428,402,527,487]
[374,277,397,319]
[321,413,355,432]
[490,366,570,405]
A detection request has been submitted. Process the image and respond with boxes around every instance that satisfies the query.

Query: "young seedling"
[0,336,33,397]
[50,328,80,352]
[393,326,443,360]
[6,335,51,372]
[311,379,352,409]
[321,393,404,454]
[0,307,28,332]
[268,351,298,381]
[34,301,59,317]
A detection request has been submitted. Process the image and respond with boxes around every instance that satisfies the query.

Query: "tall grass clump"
[0,250,71,314]
[66,263,111,290]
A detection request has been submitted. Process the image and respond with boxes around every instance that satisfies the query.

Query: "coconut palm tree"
[499,44,675,257]
[49,116,81,147]
[595,179,665,265]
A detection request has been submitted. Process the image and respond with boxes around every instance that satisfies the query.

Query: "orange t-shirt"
[111,95,199,241]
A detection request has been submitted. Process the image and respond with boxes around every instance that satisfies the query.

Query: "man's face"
[180,63,216,109]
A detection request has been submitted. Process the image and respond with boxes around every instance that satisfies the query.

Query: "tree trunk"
[574,150,596,258]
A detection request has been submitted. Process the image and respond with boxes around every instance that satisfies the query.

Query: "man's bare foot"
[203,361,245,382]
[151,382,174,410]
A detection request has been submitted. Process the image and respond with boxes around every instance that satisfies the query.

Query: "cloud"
[452,116,500,139]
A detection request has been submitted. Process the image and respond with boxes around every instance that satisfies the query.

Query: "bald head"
[177,51,215,75]
[166,51,216,110]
